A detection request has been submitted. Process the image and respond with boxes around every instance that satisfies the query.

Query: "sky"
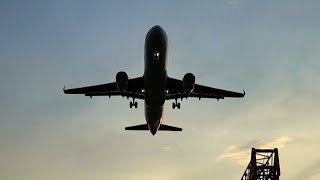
[0,0,320,179]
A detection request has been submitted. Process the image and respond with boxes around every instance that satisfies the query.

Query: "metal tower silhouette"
[241,148,280,180]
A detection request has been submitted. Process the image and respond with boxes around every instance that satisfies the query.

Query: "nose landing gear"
[172,99,180,109]
[129,98,138,108]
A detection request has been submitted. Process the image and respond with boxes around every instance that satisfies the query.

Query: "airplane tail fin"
[125,124,182,131]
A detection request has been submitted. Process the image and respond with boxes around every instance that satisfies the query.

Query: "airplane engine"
[116,71,128,92]
[183,73,195,95]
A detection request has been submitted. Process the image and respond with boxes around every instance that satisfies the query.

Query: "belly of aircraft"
[145,104,163,135]
[144,58,166,135]
[144,75,166,135]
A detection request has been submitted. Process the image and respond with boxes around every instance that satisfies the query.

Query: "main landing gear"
[172,99,180,109]
[130,98,138,108]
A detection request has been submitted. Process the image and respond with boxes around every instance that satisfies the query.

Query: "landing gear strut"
[172,99,180,109]
[130,98,138,108]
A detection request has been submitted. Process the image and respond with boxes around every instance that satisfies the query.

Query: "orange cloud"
[216,136,293,166]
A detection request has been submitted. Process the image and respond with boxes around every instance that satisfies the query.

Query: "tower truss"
[241,148,280,180]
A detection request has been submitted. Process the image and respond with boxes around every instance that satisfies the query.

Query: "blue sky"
[1,0,320,179]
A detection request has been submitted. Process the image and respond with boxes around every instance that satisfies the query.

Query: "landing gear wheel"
[172,102,181,109]
[130,99,138,109]
[134,101,138,108]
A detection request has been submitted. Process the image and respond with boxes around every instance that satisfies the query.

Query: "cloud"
[162,146,172,151]
[260,136,293,149]
[293,160,320,180]
[216,144,249,165]
[216,136,293,166]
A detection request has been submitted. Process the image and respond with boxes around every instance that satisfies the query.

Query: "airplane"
[64,25,245,135]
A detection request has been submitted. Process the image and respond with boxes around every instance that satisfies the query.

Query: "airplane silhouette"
[64,25,245,135]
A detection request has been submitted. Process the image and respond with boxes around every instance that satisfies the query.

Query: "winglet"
[63,86,66,93]
[243,90,246,96]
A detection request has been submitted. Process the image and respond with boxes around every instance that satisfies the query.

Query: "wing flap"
[85,91,144,99]
[64,82,118,94]
[64,77,145,99]
[166,77,245,100]
[166,93,225,100]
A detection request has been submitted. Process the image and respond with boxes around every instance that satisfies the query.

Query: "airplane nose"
[148,25,165,38]
[151,25,162,32]
[145,25,167,53]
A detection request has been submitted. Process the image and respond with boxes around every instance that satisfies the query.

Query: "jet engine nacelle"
[116,71,128,92]
[183,73,195,95]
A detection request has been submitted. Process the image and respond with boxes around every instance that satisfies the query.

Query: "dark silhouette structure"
[241,148,280,180]
[64,25,245,135]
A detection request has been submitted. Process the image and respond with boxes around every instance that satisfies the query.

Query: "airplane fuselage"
[144,25,168,135]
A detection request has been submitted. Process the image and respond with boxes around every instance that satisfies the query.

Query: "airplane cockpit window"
[153,51,160,60]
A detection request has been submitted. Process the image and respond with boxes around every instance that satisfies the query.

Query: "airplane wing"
[64,77,144,99]
[166,77,245,100]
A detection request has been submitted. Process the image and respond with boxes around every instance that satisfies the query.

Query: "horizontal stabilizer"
[125,124,149,130]
[159,124,182,131]
[125,124,182,131]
